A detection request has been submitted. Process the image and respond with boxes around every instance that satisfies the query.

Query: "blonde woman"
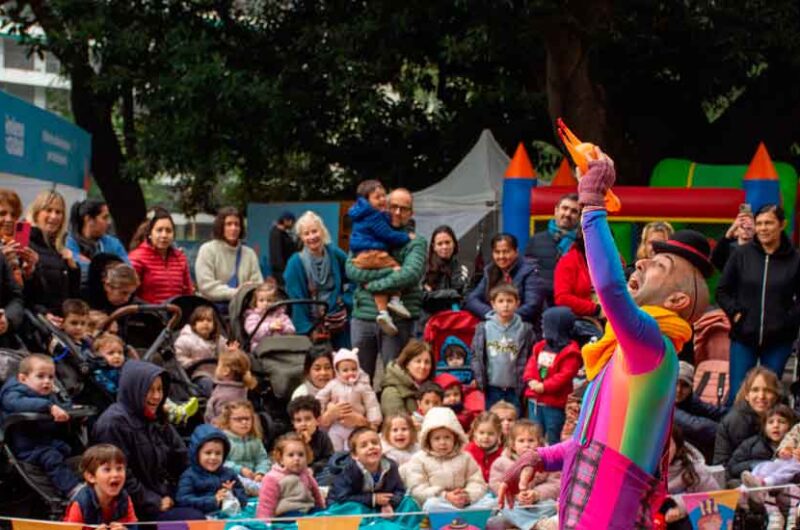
[283,211,353,348]
[636,221,674,260]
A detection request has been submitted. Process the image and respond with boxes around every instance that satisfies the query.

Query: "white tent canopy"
[413,129,509,242]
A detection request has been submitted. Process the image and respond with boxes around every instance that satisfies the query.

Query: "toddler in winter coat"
[175,305,227,394]
[54,299,92,358]
[328,428,406,515]
[91,332,126,396]
[215,400,271,496]
[380,413,419,468]
[176,424,249,515]
[524,306,582,445]
[205,348,258,424]
[244,282,295,351]
[401,407,494,512]
[464,412,503,481]
[257,433,326,519]
[471,284,533,412]
[739,404,800,496]
[347,179,413,336]
[63,444,138,525]
[315,348,382,451]
[434,373,475,432]
[488,420,559,530]
[435,336,475,386]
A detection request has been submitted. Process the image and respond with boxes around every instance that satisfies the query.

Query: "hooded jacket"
[553,246,599,316]
[348,197,411,254]
[176,424,248,513]
[256,463,325,518]
[713,401,762,467]
[471,312,533,394]
[379,361,420,418]
[316,349,382,425]
[435,336,475,385]
[328,454,405,509]
[465,257,544,326]
[523,336,582,409]
[716,233,800,348]
[400,407,487,506]
[433,372,475,432]
[92,360,189,517]
[128,241,194,304]
[0,377,71,454]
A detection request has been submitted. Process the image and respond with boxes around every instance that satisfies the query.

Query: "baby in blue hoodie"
[176,424,249,515]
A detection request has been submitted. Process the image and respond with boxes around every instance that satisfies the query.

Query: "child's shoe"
[741,470,766,504]
[377,311,398,336]
[164,397,199,425]
[387,296,411,319]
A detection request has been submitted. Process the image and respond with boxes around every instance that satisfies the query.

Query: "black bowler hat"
[651,230,713,278]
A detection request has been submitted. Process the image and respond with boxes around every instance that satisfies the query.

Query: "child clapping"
[176,425,248,516]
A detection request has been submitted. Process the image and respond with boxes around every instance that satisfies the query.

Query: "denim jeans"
[727,340,793,407]
[527,400,567,445]
[350,317,414,380]
[486,386,520,414]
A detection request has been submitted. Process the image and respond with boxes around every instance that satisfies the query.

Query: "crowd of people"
[0,179,799,530]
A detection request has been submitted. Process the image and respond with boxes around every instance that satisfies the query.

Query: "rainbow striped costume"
[535,209,679,529]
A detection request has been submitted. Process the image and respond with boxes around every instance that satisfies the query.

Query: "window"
[3,38,34,70]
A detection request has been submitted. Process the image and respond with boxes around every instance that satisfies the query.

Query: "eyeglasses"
[389,204,412,213]
[231,416,253,422]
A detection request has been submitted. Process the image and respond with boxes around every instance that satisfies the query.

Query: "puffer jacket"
[488,448,560,500]
[128,241,193,304]
[716,233,800,348]
[379,362,420,417]
[348,197,410,253]
[465,257,544,327]
[223,430,271,476]
[471,312,533,395]
[713,401,762,467]
[328,454,405,508]
[523,339,582,409]
[400,407,487,506]
[553,246,598,316]
[25,226,80,315]
[92,361,189,518]
[316,352,382,425]
[0,378,71,454]
[176,424,248,513]
[727,432,776,479]
[256,464,325,518]
[174,324,225,369]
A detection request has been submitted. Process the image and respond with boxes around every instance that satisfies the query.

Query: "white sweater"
[195,239,263,301]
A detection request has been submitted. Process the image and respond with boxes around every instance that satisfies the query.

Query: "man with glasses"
[346,188,427,380]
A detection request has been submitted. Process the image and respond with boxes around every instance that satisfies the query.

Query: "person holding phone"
[0,188,39,287]
[711,203,755,272]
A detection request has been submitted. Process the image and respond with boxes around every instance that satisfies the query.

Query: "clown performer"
[498,147,713,529]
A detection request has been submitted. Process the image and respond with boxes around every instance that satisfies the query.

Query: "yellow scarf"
[581,305,692,381]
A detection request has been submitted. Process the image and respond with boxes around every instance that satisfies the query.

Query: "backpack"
[694,359,730,408]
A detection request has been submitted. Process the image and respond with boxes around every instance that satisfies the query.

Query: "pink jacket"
[244,307,295,350]
[128,242,193,304]
[174,324,225,369]
[489,449,560,501]
[256,464,325,518]
[316,371,382,425]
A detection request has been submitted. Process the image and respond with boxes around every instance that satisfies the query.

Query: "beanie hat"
[678,361,695,386]
[333,348,360,374]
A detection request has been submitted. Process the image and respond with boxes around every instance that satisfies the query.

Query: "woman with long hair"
[422,225,469,317]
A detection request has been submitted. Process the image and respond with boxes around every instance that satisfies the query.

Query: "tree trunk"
[70,63,146,246]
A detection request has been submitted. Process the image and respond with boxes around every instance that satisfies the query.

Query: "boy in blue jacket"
[0,354,81,497]
[348,179,414,336]
[328,427,405,514]
[176,424,249,515]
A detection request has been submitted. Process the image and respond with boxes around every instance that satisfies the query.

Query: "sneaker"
[376,311,398,336]
[165,397,199,425]
[387,297,411,319]
[742,470,766,504]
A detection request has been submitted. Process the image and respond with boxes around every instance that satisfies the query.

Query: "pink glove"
[578,156,616,208]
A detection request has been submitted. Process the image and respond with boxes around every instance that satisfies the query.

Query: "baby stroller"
[228,284,329,436]
[167,294,229,337]
[0,348,96,519]
[424,310,485,413]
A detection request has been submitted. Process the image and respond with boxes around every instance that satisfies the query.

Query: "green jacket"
[346,237,427,321]
[380,362,418,417]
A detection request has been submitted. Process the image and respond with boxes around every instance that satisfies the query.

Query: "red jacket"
[553,247,597,316]
[129,242,194,304]
[464,440,502,482]
[523,339,582,408]
[433,373,476,432]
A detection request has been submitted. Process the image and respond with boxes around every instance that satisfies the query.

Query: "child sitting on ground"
[381,413,419,468]
[412,381,444,429]
[176,424,249,516]
[464,412,504,482]
[740,404,799,496]
[435,372,475,432]
[257,433,326,519]
[215,400,271,497]
[472,284,534,412]
[54,299,92,357]
[488,420,559,530]
[288,396,334,478]
[348,179,413,336]
[315,348,382,451]
[435,336,475,386]
[64,444,138,526]
[490,400,519,442]
[329,427,406,515]
[402,407,494,512]
[0,354,81,497]
[524,306,582,445]
[175,305,227,395]
[244,282,295,351]
[205,347,258,424]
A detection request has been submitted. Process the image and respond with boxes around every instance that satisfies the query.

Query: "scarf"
[581,306,692,381]
[72,230,99,259]
[548,218,577,257]
[300,246,332,297]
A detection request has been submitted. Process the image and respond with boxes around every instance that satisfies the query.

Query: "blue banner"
[1,90,91,188]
